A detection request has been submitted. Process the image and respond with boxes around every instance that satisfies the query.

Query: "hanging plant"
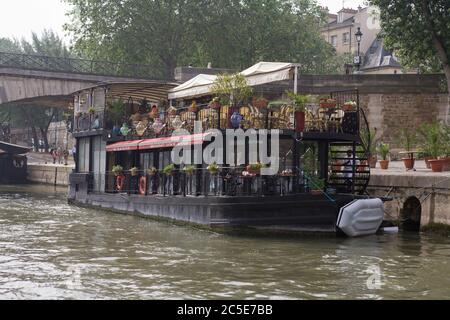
[88,107,96,115]
[130,167,139,177]
[207,163,219,174]
[112,165,124,177]
[163,164,175,176]
[183,165,195,176]
[147,167,158,176]
[168,106,178,116]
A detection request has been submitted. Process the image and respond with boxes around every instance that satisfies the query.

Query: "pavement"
[371,160,450,178]
[27,151,75,168]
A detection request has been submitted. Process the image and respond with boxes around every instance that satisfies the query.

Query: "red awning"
[138,133,209,151]
[106,140,144,152]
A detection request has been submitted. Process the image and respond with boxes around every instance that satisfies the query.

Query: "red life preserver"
[116,175,125,192]
[139,176,147,195]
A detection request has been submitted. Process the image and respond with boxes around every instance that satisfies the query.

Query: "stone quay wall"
[27,164,73,186]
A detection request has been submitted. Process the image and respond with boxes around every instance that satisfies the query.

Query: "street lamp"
[354,27,363,71]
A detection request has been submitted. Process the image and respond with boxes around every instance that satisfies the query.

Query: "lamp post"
[354,27,363,72]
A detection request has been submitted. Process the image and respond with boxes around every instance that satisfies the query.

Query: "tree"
[64,0,343,77]
[370,0,450,122]
[0,38,21,53]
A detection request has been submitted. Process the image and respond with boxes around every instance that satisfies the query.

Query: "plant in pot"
[163,164,175,176]
[378,142,390,170]
[361,128,378,168]
[147,167,158,176]
[207,163,219,174]
[112,165,124,177]
[188,101,198,113]
[418,121,444,170]
[309,177,325,196]
[252,97,269,109]
[246,162,264,175]
[210,73,253,109]
[130,167,139,177]
[287,92,311,133]
[342,100,357,112]
[397,127,417,170]
[183,165,195,176]
[209,97,222,110]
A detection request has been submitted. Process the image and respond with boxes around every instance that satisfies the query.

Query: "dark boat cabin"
[0,141,30,184]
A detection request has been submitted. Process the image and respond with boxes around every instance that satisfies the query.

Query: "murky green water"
[0,184,449,300]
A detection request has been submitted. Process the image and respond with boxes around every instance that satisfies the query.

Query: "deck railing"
[86,168,323,197]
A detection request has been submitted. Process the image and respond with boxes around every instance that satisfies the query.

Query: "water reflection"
[0,184,449,300]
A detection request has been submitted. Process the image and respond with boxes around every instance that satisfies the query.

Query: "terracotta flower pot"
[424,157,434,169]
[429,159,444,172]
[402,158,415,170]
[311,190,323,196]
[294,111,305,132]
[379,160,389,170]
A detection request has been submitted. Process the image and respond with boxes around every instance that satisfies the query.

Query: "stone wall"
[27,164,73,186]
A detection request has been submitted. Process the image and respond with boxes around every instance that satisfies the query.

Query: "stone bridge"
[0,52,167,107]
[368,165,450,230]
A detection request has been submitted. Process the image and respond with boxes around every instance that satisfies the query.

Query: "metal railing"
[0,51,165,79]
[87,168,317,197]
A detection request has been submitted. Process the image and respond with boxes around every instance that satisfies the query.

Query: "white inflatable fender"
[337,198,385,237]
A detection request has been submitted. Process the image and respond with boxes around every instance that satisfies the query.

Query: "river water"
[0,184,449,300]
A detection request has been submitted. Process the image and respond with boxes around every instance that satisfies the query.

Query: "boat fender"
[116,175,126,192]
[139,176,147,195]
[337,198,385,237]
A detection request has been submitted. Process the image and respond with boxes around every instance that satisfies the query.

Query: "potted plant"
[207,163,219,174]
[319,97,336,108]
[183,165,195,176]
[252,97,269,109]
[378,142,390,170]
[88,107,96,115]
[398,128,417,170]
[130,167,139,177]
[112,165,124,177]
[188,101,198,113]
[287,92,311,133]
[209,97,222,110]
[361,128,378,168]
[210,73,253,108]
[419,121,445,171]
[147,167,158,176]
[246,162,263,175]
[163,164,175,176]
[108,99,125,128]
[167,106,178,116]
[342,101,357,112]
[309,177,325,196]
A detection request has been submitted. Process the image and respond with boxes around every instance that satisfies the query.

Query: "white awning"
[240,62,297,86]
[168,62,300,100]
[168,74,217,100]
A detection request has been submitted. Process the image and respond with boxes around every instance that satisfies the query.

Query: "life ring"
[116,175,125,192]
[139,176,147,195]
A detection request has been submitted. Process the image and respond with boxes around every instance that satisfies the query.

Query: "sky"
[0,0,367,43]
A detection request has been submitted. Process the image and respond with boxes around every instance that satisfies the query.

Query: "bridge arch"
[401,196,422,231]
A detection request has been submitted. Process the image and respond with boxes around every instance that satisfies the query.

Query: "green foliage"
[163,164,175,176]
[147,167,158,175]
[64,0,346,77]
[309,177,325,191]
[370,0,449,75]
[397,127,417,152]
[108,99,125,124]
[210,73,253,107]
[183,165,196,175]
[378,142,390,161]
[112,165,124,176]
[361,128,378,156]
[418,121,446,158]
[130,167,139,176]
[207,163,219,173]
[286,92,312,112]
[0,37,21,53]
